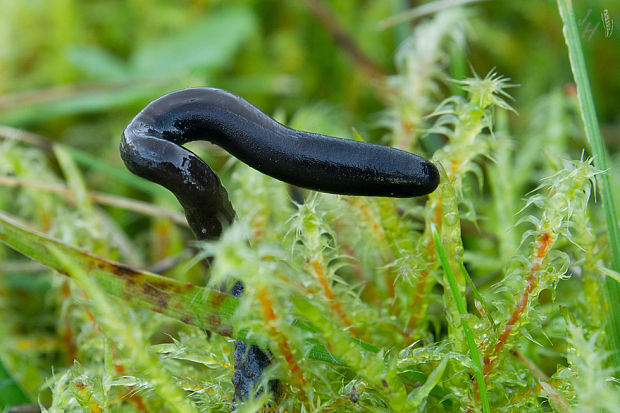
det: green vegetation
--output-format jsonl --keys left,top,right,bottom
{"left": 1, "top": 1, "right": 619, "bottom": 411}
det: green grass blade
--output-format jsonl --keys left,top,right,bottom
{"left": 0, "top": 212, "right": 357, "bottom": 367}
{"left": 432, "top": 224, "right": 490, "bottom": 413}
{"left": 409, "top": 357, "right": 449, "bottom": 408}
{"left": 0, "top": 211, "right": 237, "bottom": 337}
{"left": 459, "top": 260, "right": 495, "bottom": 330}
{"left": 556, "top": 0, "right": 620, "bottom": 373}
{"left": 0, "top": 357, "right": 30, "bottom": 408}
{"left": 52, "top": 247, "right": 199, "bottom": 413}
{"left": 0, "top": 83, "right": 165, "bottom": 126}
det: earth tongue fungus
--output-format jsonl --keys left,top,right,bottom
{"left": 120, "top": 87, "right": 439, "bottom": 402}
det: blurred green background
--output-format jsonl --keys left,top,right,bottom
{"left": 1, "top": 0, "right": 618, "bottom": 143}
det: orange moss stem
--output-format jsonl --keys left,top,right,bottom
{"left": 483, "top": 231, "right": 555, "bottom": 378}
{"left": 348, "top": 198, "right": 395, "bottom": 299}
{"left": 407, "top": 195, "right": 442, "bottom": 332}
{"left": 256, "top": 288, "right": 306, "bottom": 387}
{"left": 310, "top": 259, "right": 360, "bottom": 338}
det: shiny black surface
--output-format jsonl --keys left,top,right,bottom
{"left": 121, "top": 88, "right": 439, "bottom": 210}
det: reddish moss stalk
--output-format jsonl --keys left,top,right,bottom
{"left": 406, "top": 267, "right": 431, "bottom": 332}
{"left": 256, "top": 288, "right": 306, "bottom": 387}
{"left": 348, "top": 198, "right": 395, "bottom": 299}
{"left": 483, "top": 231, "right": 555, "bottom": 378}
{"left": 407, "top": 195, "right": 443, "bottom": 332}
{"left": 309, "top": 259, "right": 361, "bottom": 339}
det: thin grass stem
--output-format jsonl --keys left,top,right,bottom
{"left": 432, "top": 224, "right": 490, "bottom": 413}
{"left": 556, "top": 0, "right": 620, "bottom": 373}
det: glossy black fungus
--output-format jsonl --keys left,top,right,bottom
{"left": 120, "top": 87, "right": 439, "bottom": 404}
{"left": 121, "top": 88, "right": 439, "bottom": 210}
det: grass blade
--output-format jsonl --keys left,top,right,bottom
{"left": 0, "top": 212, "right": 360, "bottom": 367}
{"left": 0, "top": 175, "right": 186, "bottom": 225}
{"left": 52, "top": 247, "right": 199, "bottom": 413}
{"left": 556, "top": 0, "right": 620, "bottom": 373}
{"left": 0, "top": 211, "right": 237, "bottom": 337}
{"left": 459, "top": 260, "right": 495, "bottom": 330}
{"left": 432, "top": 224, "right": 490, "bottom": 413}
{"left": 0, "top": 357, "right": 30, "bottom": 408}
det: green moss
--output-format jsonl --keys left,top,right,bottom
{"left": 0, "top": 3, "right": 618, "bottom": 412}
